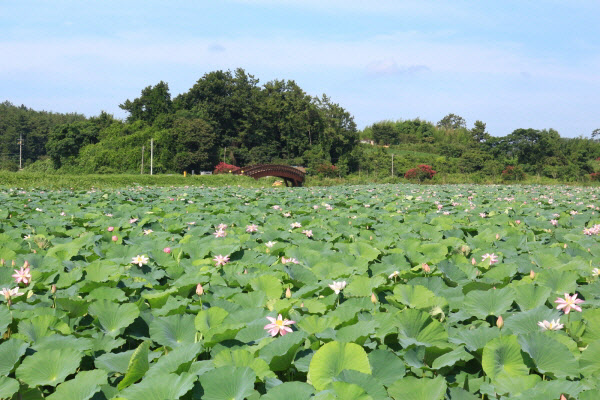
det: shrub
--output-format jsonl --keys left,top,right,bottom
{"left": 404, "top": 164, "right": 437, "bottom": 181}
{"left": 213, "top": 162, "right": 240, "bottom": 174}
{"left": 590, "top": 172, "right": 600, "bottom": 181}
{"left": 315, "top": 163, "right": 338, "bottom": 178}
{"left": 501, "top": 165, "right": 526, "bottom": 181}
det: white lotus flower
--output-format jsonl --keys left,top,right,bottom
{"left": 329, "top": 281, "right": 347, "bottom": 294}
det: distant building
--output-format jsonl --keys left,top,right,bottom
{"left": 360, "top": 140, "right": 375, "bottom": 145}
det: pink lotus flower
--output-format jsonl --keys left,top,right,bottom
{"left": 163, "top": 247, "right": 171, "bottom": 254}
{"left": 217, "top": 223, "right": 228, "bottom": 230}
{"left": 422, "top": 263, "right": 431, "bottom": 273}
{"left": 12, "top": 266, "right": 32, "bottom": 285}
{"left": 213, "top": 229, "right": 226, "bottom": 238}
{"left": 290, "top": 222, "right": 302, "bottom": 229}
{"left": 550, "top": 219, "right": 558, "bottom": 226}
{"left": 129, "top": 218, "right": 138, "bottom": 224}
{"left": 2, "top": 287, "right": 23, "bottom": 300}
{"left": 264, "top": 314, "right": 295, "bottom": 337}
{"left": 281, "top": 257, "right": 299, "bottom": 264}
{"left": 302, "top": 229, "right": 313, "bottom": 238}
{"left": 555, "top": 293, "right": 584, "bottom": 314}
{"left": 479, "top": 213, "right": 486, "bottom": 218}
{"left": 246, "top": 224, "right": 258, "bottom": 233}
{"left": 112, "top": 235, "right": 118, "bottom": 242}
{"left": 107, "top": 226, "right": 114, "bottom": 232}
{"left": 481, "top": 253, "right": 499, "bottom": 264}
{"left": 213, "top": 254, "right": 230, "bottom": 266}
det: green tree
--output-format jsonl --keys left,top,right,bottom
{"left": 120, "top": 81, "right": 173, "bottom": 124}
{"left": 371, "top": 122, "right": 396, "bottom": 145}
{"left": 471, "top": 120, "right": 490, "bottom": 143}
{"left": 46, "top": 121, "right": 101, "bottom": 168}
{"left": 437, "top": 113, "right": 466, "bottom": 130}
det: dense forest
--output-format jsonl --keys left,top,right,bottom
{"left": 1, "top": 68, "right": 599, "bottom": 181}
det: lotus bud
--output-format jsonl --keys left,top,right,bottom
{"left": 529, "top": 270, "right": 535, "bottom": 279}
{"left": 371, "top": 292, "right": 378, "bottom": 304}
{"left": 12, "top": 260, "right": 16, "bottom": 266}
{"left": 496, "top": 316, "right": 504, "bottom": 329}
{"left": 422, "top": 263, "right": 431, "bottom": 273}
{"left": 471, "top": 257, "right": 476, "bottom": 265}
{"left": 0, "top": 258, "right": 4, "bottom": 266}
{"left": 244, "top": 269, "right": 248, "bottom": 274}
{"left": 495, "top": 234, "right": 500, "bottom": 240}
{"left": 23, "top": 260, "right": 29, "bottom": 268}
{"left": 560, "top": 395, "right": 567, "bottom": 400}
{"left": 564, "top": 244, "right": 567, "bottom": 249}
{"left": 196, "top": 283, "right": 204, "bottom": 296}
{"left": 112, "top": 235, "right": 118, "bottom": 242}
{"left": 107, "top": 226, "right": 114, "bottom": 232}
{"left": 285, "top": 287, "right": 292, "bottom": 299}
{"left": 51, "top": 284, "right": 57, "bottom": 294}
{"left": 300, "top": 302, "right": 304, "bottom": 308}
{"left": 163, "top": 247, "right": 171, "bottom": 254}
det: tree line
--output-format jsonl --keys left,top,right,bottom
{"left": 0, "top": 69, "right": 599, "bottom": 181}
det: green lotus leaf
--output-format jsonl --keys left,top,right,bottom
{"left": 0, "top": 306, "right": 11, "bottom": 336}
{"left": 258, "top": 331, "right": 306, "bottom": 371}
{"left": 250, "top": 275, "right": 283, "bottom": 300}
{"left": 481, "top": 335, "right": 529, "bottom": 382}
{"left": 213, "top": 348, "right": 275, "bottom": 380}
{"left": 147, "top": 342, "right": 203, "bottom": 377}
{"left": 15, "top": 348, "right": 83, "bottom": 387}
{"left": 199, "top": 366, "right": 256, "bottom": 400}
{"left": 367, "top": 349, "right": 406, "bottom": 386}
{"left": 261, "top": 382, "right": 315, "bottom": 400}
{"left": 512, "top": 284, "right": 552, "bottom": 311}
{"left": 195, "top": 306, "right": 229, "bottom": 334}
{"left": 396, "top": 309, "right": 449, "bottom": 348}
{"left": 47, "top": 370, "right": 108, "bottom": 400}
{"left": 517, "top": 331, "right": 579, "bottom": 378}
{"left": 535, "top": 270, "right": 578, "bottom": 295}
{"left": 0, "top": 376, "right": 20, "bottom": 399}
{"left": 503, "top": 306, "right": 562, "bottom": 335}
{"left": 119, "top": 372, "right": 196, "bottom": 400}
{"left": 31, "top": 334, "right": 92, "bottom": 353}
{"left": 149, "top": 314, "right": 196, "bottom": 348}
{"left": 117, "top": 341, "right": 150, "bottom": 390}
{"left": 387, "top": 375, "right": 447, "bottom": 400}
{"left": 582, "top": 308, "right": 600, "bottom": 344}
{"left": 308, "top": 341, "right": 371, "bottom": 391}
{"left": 0, "top": 338, "right": 29, "bottom": 375}
{"left": 392, "top": 284, "right": 447, "bottom": 310}
{"left": 330, "top": 381, "right": 372, "bottom": 400}
{"left": 335, "top": 370, "right": 388, "bottom": 400}
{"left": 345, "top": 276, "right": 386, "bottom": 297}
{"left": 462, "top": 287, "right": 515, "bottom": 319}
{"left": 431, "top": 346, "right": 473, "bottom": 370}
{"left": 449, "top": 325, "right": 500, "bottom": 352}
{"left": 580, "top": 339, "right": 600, "bottom": 377}
{"left": 88, "top": 299, "right": 140, "bottom": 336}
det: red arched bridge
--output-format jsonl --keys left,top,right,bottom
{"left": 236, "top": 164, "right": 306, "bottom": 187}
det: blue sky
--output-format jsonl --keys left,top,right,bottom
{"left": 1, "top": 1, "right": 599, "bottom": 137}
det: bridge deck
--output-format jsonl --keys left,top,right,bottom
{"left": 236, "top": 164, "right": 305, "bottom": 187}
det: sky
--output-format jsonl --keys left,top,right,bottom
{"left": 1, "top": 0, "right": 599, "bottom": 137}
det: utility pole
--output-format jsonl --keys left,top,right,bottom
{"left": 150, "top": 139, "right": 153, "bottom": 175}
{"left": 141, "top": 146, "right": 144, "bottom": 174}
{"left": 391, "top": 154, "right": 394, "bottom": 177}
{"left": 224, "top": 147, "right": 227, "bottom": 163}
{"left": 18, "top": 134, "right": 23, "bottom": 169}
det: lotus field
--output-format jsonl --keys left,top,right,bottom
{"left": 2, "top": 184, "right": 600, "bottom": 400}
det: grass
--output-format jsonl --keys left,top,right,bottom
{"left": 1, "top": 170, "right": 597, "bottom": 189}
